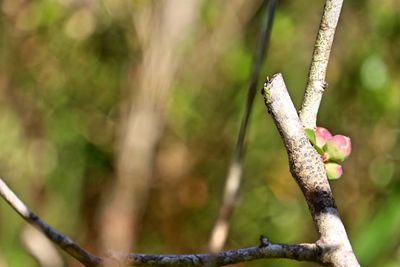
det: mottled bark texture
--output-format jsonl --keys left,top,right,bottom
{"left": 262, "top": 74, "right": 360, "bottom": 267}
{"left": 299, "top": 0, "right": 344, "bottom": 129}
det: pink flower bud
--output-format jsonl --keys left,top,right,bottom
{"left": 315, "top": 127, "right": 333, "bottom": 148}
{"left": 325, "top": 162, "right": 343, "bottom": 180}
{"left": 324, "top": 135, "right": 352, "bottom": 163}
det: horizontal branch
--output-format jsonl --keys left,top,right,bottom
{"left": 0, "top": 177, "right": 320, "bottom": 266}
{"left": 113, "top": 242, "right": 319, "bottom": 266}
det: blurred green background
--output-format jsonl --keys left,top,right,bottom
{"left": 0, "top": 0, "right": 399, "bottom": 266}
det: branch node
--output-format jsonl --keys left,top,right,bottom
{"left": 259, "top": 235, "right": 270, "bottom": 248}
{"left": 311, "top": 80, "right": 327, "bottom": 93}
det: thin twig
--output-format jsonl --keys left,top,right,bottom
{"left": 121, "top": 243, "right": 319, "bottom": 266}
{"left": 0, "top": 177, "right": 321, "bottom": 266}
{"left": 209, "top": 0, "right": 277, "bottom": 252}
{"left": 0, "top": 178, "right": 102, "bottom": 267}
{"left": 299, "top": 0, "right": 344, "bottom": 129}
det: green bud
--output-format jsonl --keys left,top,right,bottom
{"left": 325, "top": 162, "right": 343, "bottom": 180}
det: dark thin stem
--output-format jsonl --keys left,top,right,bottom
{"left": 237, "top": 0, "right": 277, "bottom": 159}
{"left": 0, "top": 178, "right": 102, "bottom": 267}
{"left": 105, "top": 242, "right": 319, "bottom": 266}
{"left": 209, "top": 0, "right": 277, "bottom": 252}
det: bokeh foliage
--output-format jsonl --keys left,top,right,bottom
{"left": 0, "top": 0, "right": 399, "bottom": 266}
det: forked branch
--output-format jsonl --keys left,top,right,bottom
{"left": 0, "top": 1, "right": 360, "bottom": 266}
{"left": 262, "top": 74, "right": 360, "bottom": 267}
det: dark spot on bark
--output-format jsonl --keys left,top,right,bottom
{"left": 308, "top": 188, "right": 337, "bottom": 214}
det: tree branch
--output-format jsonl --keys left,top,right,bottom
{"left": 119, "top": 243, "right": 319, "bottom": 266}
{"left": 262, "top": 74, "right": 360, "bottom": 267}
{"left": 299, "top": 0, "right": 344, "bottom": 129}
{"left": 0, "top": 178, "right": 102, "bottom": 267}
{"left": 209, "top": 0, "right": 277, "bottom": 252}
{"left": 0, "top": 177, "right": 322, "bottom": 266}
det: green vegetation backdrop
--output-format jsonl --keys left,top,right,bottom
{"left": 0, "top": 0, "right": 399, "bottom": 266}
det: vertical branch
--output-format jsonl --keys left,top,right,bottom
{"left": 209, "top": 0, "right": 277, "bottom": 252}
{"left": 262, "top": 74, "right": 360, "bottom": 267}
{"left": 299, "top": 0, "right": 344, "bottom": 129}
{"left": 274, "top": 0, "right": 358, "bottom": 266}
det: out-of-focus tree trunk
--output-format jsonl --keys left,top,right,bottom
{"left": 99, "top": 0, "right": 202, "bottom": 253}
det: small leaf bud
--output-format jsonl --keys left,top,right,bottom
{"left": 325, "top": 162, "right": 343, "bottom": 180}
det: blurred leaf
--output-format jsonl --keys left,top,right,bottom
{"left": 360, "top": 54, "right": 388, "bottom": 91}
{"left": 305, "top": 128, "right": 316, "bottom": 144}
{"left": 353, "top": 187, "right": 400, "bottom": 266}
